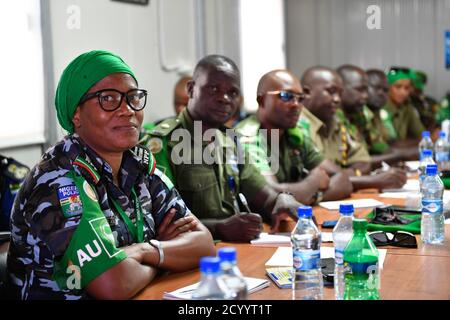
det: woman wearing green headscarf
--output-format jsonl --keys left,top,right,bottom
{"left": 380, "top": 67, "right": 425, "bottom": 143}
{"left": 5, "top": 50, "right": 214, "bottom": 300}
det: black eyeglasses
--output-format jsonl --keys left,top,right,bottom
{"left": 369, "top": 231, "right": 418, "bottom": 248}
{"left": 266, "top": 90, "right": 306, "bottom": 104}
{"left": 79, "top": 88, "right": 148, "bottom": 112}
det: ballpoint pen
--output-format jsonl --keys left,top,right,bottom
{"left": 238, "top": 193, "right": 252, "bottom": 214}
{"left": 227, "top": 176, "right": 241, "bottom": 214}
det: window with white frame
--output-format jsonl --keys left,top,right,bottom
{"left": 239, "top": 0, "right": 286, "bottom": 113}
{"left": 0, "top": 0, "right": 45, "bottom": 148}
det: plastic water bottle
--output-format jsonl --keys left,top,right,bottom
{"left": 421, "top": 164, "right": 445, "bottom": 245}
{"left": 343, "top": 219, "right": 380, "bottom": 300}
{"left": 419, "top": 131, "right": 434, "bottom": 160}
{"left": 192, "top": 257, "right": 233, "bottom": 300}
{"left": 435, "top": 131, "right": 450, "bottom": 172}
{"left": 419, "top": 149, "right": 435, "bottom": 186}
{"left": 291, "top": 206, "right": 323, "bottom": 300}
{"left": 217, "top": 247, "right": 248, "bottom": 300}
{"left": 332, "top": 204, "right": 354, "bottom": 300}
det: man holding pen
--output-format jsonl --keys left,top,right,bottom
{"left": 141, "top": 55, "right": 302, "bottom": 242}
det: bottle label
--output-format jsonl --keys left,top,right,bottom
{"left": 293, "top": 249, "right": 320, "bottom": 271}
{"left": 344, "top": 261, "right": 380, "bottom": 290}
{"left": 436, "top": 152, "right": 450, "bottom": 162}
{"left": 335, "top": 249, "right": 344, "bottom": 265}
{"left": 422, "top": 199, "right": 443, "bottom": 216}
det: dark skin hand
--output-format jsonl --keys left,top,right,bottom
{"left": 348, "top": 167, "right": 407, "bottom": 191}
{"left": 202, "top": 186, "right": 301, "bottom": 241}
{"left": 86, "top": 208, "right": 211, "bottom": 299}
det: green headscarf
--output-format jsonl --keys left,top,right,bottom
{"left": 55, "top": 50, "right": 137, "bottom": 133}
{"left": 386, "top": 67, "right": 411, "bottom": 85}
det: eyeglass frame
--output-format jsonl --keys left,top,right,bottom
{"left": 79, "top": 88, "right": 148, "bottom": 112}
{"left": 369, "top": 230, "right": 418, "bottom": 248}
{"left": 265, "top": 90, "right": 306, "bottom": 104}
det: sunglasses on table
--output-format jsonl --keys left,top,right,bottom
{"left": 79, "top": 88, "right": 148, "bottom": 112}
{"left": 265, "top": 90, "right": 306, "bottom": 103}
{"left": 369, "top": 230, "right": 418, "bottom": 248}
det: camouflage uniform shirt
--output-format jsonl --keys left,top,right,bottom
{"left": 6, "top": 134, "right": 189, "bottom": 300}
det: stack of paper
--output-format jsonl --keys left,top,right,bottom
{"left": 251, "top": 232, "right": 333, "bottom": 245}
{"left": 265, "top": 247, "right": 387, "bottom": 269}
{"left": 163, "top": 277, "right": 269, "bottom": 300}
{"left": 318, "top": 199, "right": 384, "bottom": 210}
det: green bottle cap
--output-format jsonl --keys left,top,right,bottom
{"left": 353, "top": 218, "right": 368, "bottom": 230}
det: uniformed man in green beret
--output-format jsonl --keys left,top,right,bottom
{"left": 382, "top": 67, "right": 426, "bottom": 147}
{"left": 299, "top": 66, "right": 407, "bottom": 190}
{"left": 235, "top": 69, "right": 353, "bottom": 205}
{"left": 140, "top": 55, "right": 301, "bottom": 242}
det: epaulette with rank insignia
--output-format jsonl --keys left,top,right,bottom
{"left": 148, "top": 117, "right": 181, "bottom": 137}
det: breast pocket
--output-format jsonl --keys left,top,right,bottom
{"left": 176, "top": 165, "right": 222, "bottom": 219}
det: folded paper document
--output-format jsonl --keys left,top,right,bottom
{"left": 251, "top": 232, "right": 333, "bottom": 245}
{"left": 319, "top": 199, "right": 384, "bottom": 210}
{"left": 265, "top": 246, "right": 386, "bottom": 269}
{"left": 163, "top": 277, "right": 269, "bottom": 300}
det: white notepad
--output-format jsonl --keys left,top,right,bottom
{"left": 318, "top": 198, "right": 384, "bottom": 210}
{"left": 163, "top": 277, "right": 269, "bottom": 300}
{"left": 265, "top": 246, "right": 387, "bottom": 269}
{"left": 251, "top": 232, "right": 333, "bottom": 245}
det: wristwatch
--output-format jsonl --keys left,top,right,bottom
{"left": 149, "top": 239, "right": 164, "bottom": 266}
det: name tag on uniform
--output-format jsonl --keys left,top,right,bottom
{"left": 58, "top": 185, "right": 83, "bottom": 218}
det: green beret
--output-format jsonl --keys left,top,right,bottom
{"left": 55, "top": 50, "right": 137, "bottom": 134}
{"left": 386, "top": 67, "right": 411, "bottom": 86}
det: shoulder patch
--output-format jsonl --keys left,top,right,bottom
{"left": 58, "top": 184, "right": 83, "bottom": 218}
{"left": 149, "top": 118, "right": 181, "bottom": 137}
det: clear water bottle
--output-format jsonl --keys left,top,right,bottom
{"left": 332, "top": 204, "right": 354, "bottom": 300}
{"left": 191, "top": 257, "right": 233, "bottom": 300}
{"left": 419, "top": 131, "right": 434, "bottom": 160}
{"left": 421, "top": 164, "right": 445, "bottom": 245}
{"left": 217, "top": 247, "right": 248, "bottom": 300}
{"left": 343, "top": 219, "right": 380, "bottom": 300}
{"left": 419, "top": 149, "right": 435, "bottom": 186}
{"left": 435, "top": 131, "right": 450, "bottom": 172}
{"left": 291, "top": 206, "right": 323, "bottom": 300}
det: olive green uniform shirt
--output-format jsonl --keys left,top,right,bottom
{"left": 381, "top": 99, "right": 425, "bottom": 140}
{"left": 350, "top": 105, "right": 390, "bottom": 155}
{"left": 298, "top": 108, "right": 371, "bottom": 168}
{"left": 140, "top": 109, "right": 267, "bottom": 220}
{"left": 235, "top": 115, "right": 324, "bottom": 183}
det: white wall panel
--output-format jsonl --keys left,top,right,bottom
{"left": 286, "top": 0, "right": 450, "bottom": 99}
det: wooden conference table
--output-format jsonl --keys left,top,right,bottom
{"left": 135, "top": 191, "right": 450, "bottom": 300}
